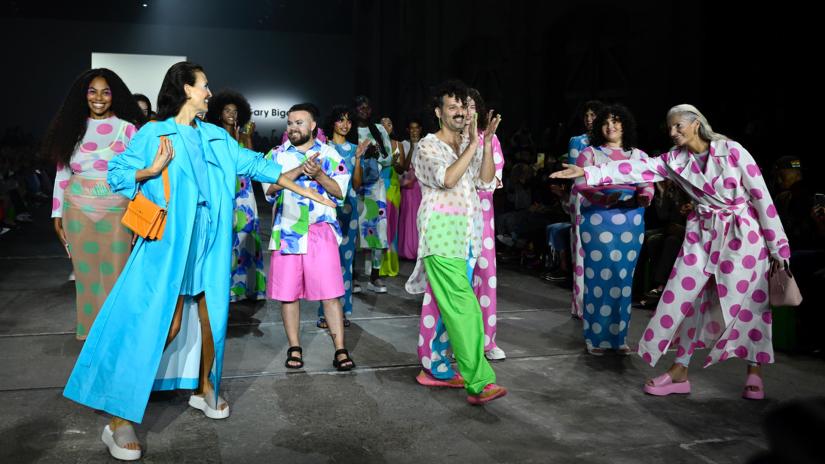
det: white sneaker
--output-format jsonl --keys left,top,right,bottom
{"left": 485, "top": 346, "right": 506, "bottom": 360}
{"left": 352, "top": 283, "right": 362, "bottom": 294}
{"left": 367, "top": 279, "right": 387, "bottom": 293}
{"left": 68, "top": 271, "right": 75, "bottom": 281}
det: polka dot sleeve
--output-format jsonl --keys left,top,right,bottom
{"left": 734, "top": 142, "right": 791, "bottom": 260}
{"left": 50, "top": 162, "right": 72, "bottom": 218}
{"left": 632, "top": 149, "right": 655, "bottom": 202}
{"left": 583, "top": 154, "right": 668, "bottom": 187}
{"left": 413, "top": 137, "right": 449, "bottom": 190}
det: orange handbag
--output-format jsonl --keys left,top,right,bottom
{"left": 121, "top": 165, "right": 171, "bottom": 240}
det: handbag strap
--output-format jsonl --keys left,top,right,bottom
{"left": 161, "top": 166, "right": 170, "bottom": 207}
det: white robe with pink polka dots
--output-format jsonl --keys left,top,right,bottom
{"left": 583, "top": 139, "right": 790, "bottom": 367}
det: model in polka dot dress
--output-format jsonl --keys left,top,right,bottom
{"left": 46, "top": 70, "right": 141, "bottom": 340}
{"left": 316, "top": 107, "right": 369, "bottom": 326}
{"left": 571, "top": 105, "right": 653, "bottom": 355}
{"left": 568, "top": 100, "right": 604, "bottom": 319}
{"left": 553, "top": 104, "right": 790, "bottom": 399}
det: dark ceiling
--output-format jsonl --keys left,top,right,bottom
{"left": 0, "top": 0, "right": 353, "bottom": 34}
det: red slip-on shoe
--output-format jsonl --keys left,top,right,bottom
{"left": 416, "top": 370, "right": 465, "bottom": 388}
{"left": 467, "top": 383, "right": 508, "bottom": 405}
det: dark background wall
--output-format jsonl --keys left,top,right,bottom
{"left": 0, "top": 4, "right": 354, "bottom": 143}
{"left": 0, "top": 0, "right": 814, "bottom": 168}
{"left": 352, "top": 0, "right": 809, "bottom": 166}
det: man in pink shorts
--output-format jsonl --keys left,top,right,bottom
{"left": 263, "top": 103, "right": 355, "bottom": 371}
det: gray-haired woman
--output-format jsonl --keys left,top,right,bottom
{"left": 552, "top": 104, "right": 790, "bottom": 400}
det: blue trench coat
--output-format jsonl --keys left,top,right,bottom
{"left": 63, "top": 118, "right": 282, "bottom": 423}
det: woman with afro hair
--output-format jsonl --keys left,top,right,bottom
{"left": 207, "top": 89, "right": 267, "bottom": 301}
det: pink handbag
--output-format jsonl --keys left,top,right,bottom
{"left": 769, "top": 267, "right": 803, "bottom": 307}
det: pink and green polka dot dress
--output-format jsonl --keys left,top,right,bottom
{"left": 51, "top": 116, "right": 136, "bottom": 339}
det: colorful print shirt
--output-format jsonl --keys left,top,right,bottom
{"left": 405, "top": 133, "right": 496, "bottom": 293}
{"left": 263, "top": 139, "right": 351, "bottom": 254}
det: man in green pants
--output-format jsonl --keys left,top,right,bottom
{"left": 404, "top": 79, "right": 507, "bottom": 405}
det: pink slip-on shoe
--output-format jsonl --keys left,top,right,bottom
{"left": 416, "top": 370, "right": 465, "bottom": 388}
{"left": 467, "top": 383, "right": 508, "bottom": 405}
{"left": 643, "top": 372, "right": 691, "bottom": 396}
{"left": 742, "top": 373, "right": 765, "bottom": 400}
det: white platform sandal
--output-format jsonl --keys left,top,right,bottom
{"left": 188, "top": 393, "right": 230, "bottom": 419}
{"left": 101, "top": 424, "right": 142, "bottom": 461}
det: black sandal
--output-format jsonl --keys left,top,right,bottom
{"left": 319, "top": 317, "right": 350, "bottom": 329}
{"left": 332, "top": 348, "right": 355, "bottom": 371}
{"left": 285, "top": 346, "right": 304, "bottom": 369}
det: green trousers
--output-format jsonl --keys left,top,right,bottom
{"left": 423, "top": 255, "right": 496, "bottom": 394}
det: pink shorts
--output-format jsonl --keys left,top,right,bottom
{"left": 267, "top": 222, "right": 345, "bottom": 302}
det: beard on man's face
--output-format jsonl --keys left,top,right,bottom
{"left": 288, "top": 129, "right": 312, "bottom": 146}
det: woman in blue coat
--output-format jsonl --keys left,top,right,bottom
{"left": 63, "top": 62, "right": 335, "bottom": 461}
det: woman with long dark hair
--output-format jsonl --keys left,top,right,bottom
{"left": 207, "top": 90, "right": 266, "bottom": 302}
{"left": 132, "top": 93, "right": 155, "bottom": 122}
{"left": 315, "top": 105, "right": 369, "bottom": 328}
{"left": 63, "top": 62, "right": 334, "bottom": 461}
{"left": 398, "top": 118, "right": 423, "bottom": 259}
{"left": 43, "top": 68, "right": 145, "bottom": 339}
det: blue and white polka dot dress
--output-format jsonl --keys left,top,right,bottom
{"left": 580, "top": 190, "right": 644, "bottom": 350}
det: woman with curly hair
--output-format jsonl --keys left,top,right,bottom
{"left": 569, "top": 104, "right": 653, "bottom": 355}
{"left": 43, "top": 68, "right": 145, "bottom": 339}
{"left": 207, "top": 90, "right": 266, "bottom": 301}
{"left": 316, "top": 105, "right": 369, "bottom": 328}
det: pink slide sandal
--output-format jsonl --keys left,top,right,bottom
{"left": 643, "top": 372, "right": 691, "bottom": 396}
{"left": 742, "top": 373, "right": 765, "bottom": 400}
